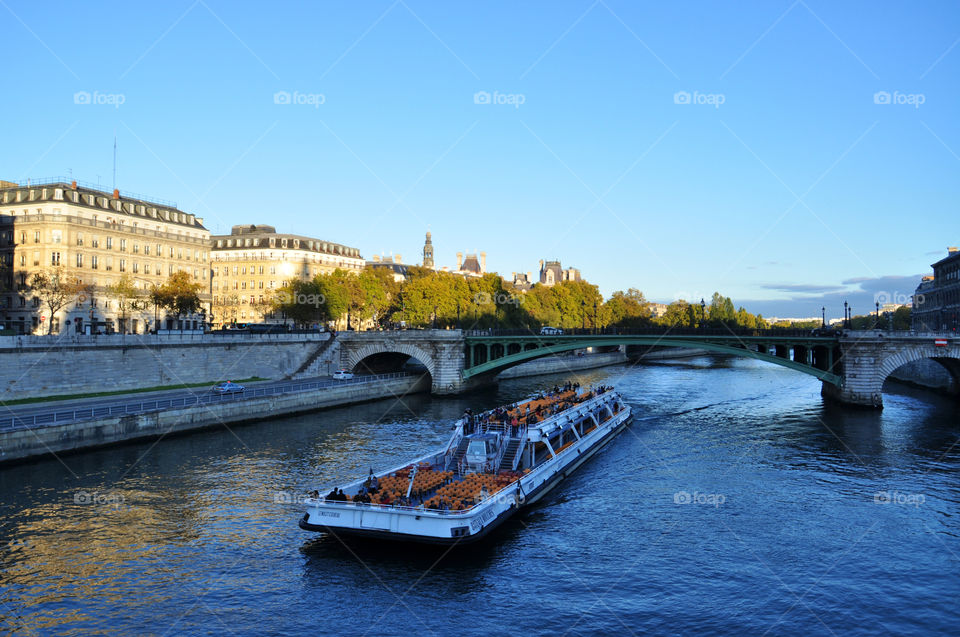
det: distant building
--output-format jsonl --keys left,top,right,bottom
{"left": 649, "top": 303, "right": 668, "bottom": 319}
{"left": 422, "top": 231, "right": 434, "bottom": 269}
{"left": 538, "top": 259, "right": 580, "bottom": 286}
{"left": 506, "top": 271, "right": 534, "bottom": 292}
{"left": 368, "top": 254, "right": 409, "bottom": 282}
{"left": 912, "top": 247, "right": 960, "bottom": 331}
{"left": 454, "top": 251, "right": 486, "bottom": 278}
{"left": 210, "top": 224, "right": 363, "bottom": 327}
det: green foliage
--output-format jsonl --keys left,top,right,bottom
{"left": 154, "top": 271, "right": 203, "bottom": 321}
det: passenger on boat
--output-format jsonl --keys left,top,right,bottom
{"left": 325, "top": 488, "right": 339, "bottom": 501}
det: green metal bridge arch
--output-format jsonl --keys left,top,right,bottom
{"left": 462, "top": 334, "right": 843, "bottom": 385}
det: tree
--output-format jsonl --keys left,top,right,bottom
{"left": 29, "top": 266, "right": 89, "bottom": 334}
{"left": 658, "top": 300, "right": 693, "bottom": 327}
{"left": 155, "top": 271, "right": 203, "bottom": 330}
{"left": 105, "top": 274, "right": 146, "bottom": 333}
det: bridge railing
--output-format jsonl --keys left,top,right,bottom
{"left": 0, "top": 371, "right": 416, "bottom": 433}
{"left": 463, "top": 327, "right": 835, "bottom": 338}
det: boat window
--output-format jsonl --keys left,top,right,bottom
{"left": 467, "top": 441, "right": 487, "bottom": 455}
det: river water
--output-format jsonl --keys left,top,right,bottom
{"left": 2, "top": 357, "right": 958, "bottom": 636}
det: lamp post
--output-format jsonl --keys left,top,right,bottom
{"left": 821, "top": 306, "right": 826, "bottom": 328}
{"left": 700, "top": 298, "right": 706, "bottom": 329}
{"left": 843, "top": 300, "right": 848, "bottom": 329}
{"left": 456, "top": 302, "right": 461, "bottom": 330}
{"left": 875, "top": 301, "right": 880, "bottom": 329}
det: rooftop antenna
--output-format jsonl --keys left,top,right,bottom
{"left": 112, "top": 133, "right": 117, "bottom": 191}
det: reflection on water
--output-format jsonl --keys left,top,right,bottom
{"left": 2, "top": 356, "right": 959, "bottom": 636}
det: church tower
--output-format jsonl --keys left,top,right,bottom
{"left": 422, "top": 231, "right": 434, "bottom": 269}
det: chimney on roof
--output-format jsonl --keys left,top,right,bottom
{"left": 71, "top": 180, "right": 77, "bottom": 189}
{"left": 395, "top": 254, "right": 402, "bottom": 264}
{"left": 372, "top": 255, "right": 380, "bottom": 262}
{"left": 456, "top": 252, "right": 463, "bottom": 270}
{"left": 480, "top": 252, "right": 486, "bottom": 273}
{"left": 112, "top": 189, "right": 120, "bottom": 199}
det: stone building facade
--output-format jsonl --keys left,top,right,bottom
{"left": 210, "top": 224, "right": 364, "bottom": 327}
{"left": 913, "top": 247, "right": 960, "bottom": 332}
{"left": 538, "top": 259, "right": 580, "bottom": 286}
{"left": 0, "top": 180, "right": 210, "bottom": 334}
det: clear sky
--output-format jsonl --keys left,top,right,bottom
{"left": 3, "top": 0, "right": 958, "bottom": 319}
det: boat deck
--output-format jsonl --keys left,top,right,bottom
{"left": 318, "top": 386, "right": 614, "bottom": 513}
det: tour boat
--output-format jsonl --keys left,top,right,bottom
{"left": 299, "top": 385, "right": 631, "bottom": 544}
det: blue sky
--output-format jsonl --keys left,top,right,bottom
{"left": 3, "top": 0, "right": 958, "bottom": 319}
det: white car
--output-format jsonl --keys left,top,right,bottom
{"left": 332, "top": 369, "right": 354, "bottom": 380}
{"left": 539, "top": 326, "right": 563, "bottom": 335}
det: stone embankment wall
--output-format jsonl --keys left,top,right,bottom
{"left": 0, "top": 333, "right": 329, "bottom": 400}
{"left": 0, "top": 374, "right": 430, "bottom": 464}
{"left": 497, "top": 351, "right": 628, "bottom": 379}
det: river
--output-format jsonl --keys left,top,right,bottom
{"left": 2, "top": 356, "right": 958, "bottom": 636}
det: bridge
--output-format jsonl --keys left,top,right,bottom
{"left": 336, "top": 329, "right": 960, "bottom": 408}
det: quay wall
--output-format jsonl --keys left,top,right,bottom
{"left": 627, "top": 346, "right": 711, "bottom": 360}
{"left": 0, "top": 334, "right": 329, "bottom": 401}
{"left": 497, "top": 351, "right": 628, "bottom": 379}
{"left": 0, "top": 374, "right": 430, "bottom": 464}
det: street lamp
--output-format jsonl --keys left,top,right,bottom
{"left": 821, "top": 306, "right": 826, "bottom": 328}
{"left": 700, "top": 298, "right": 706, "bottom": 329}
{"left": 843, "top": 300, "right": 848, "bottom": 329}
{"left": 875, "top": 301, "right": 880, "bottom": 329}
{"left": 456, "top": 302, "right": 461, "bottom": 330}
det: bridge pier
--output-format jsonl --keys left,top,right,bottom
{"left": 821, "top": 381, "right": 883, "bottom": 409}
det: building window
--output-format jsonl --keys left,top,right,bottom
{"left": 120, "top": 239, "right": 127, "bottom": 252}
{"left": 77, "top": 232, "right": 83, "bottom": 246}
{"left": 76, "top": 253, "right": 83, "bottom": 267}
{"left": 133, "top": 262, "right": 139, "bottom": 273}
{"left": 18, "top": 254, "right": 25, "bottom": 267}
{"left": 52, "top": 230, "right": 62, "bottom": 244}
{"left": 33, "top": 231, "right": 40, "bottom": 243}
{"left": 106, "top": 237, "right": 113, "bottom": 249}
{"left": 144, "top": 244, "right": 150, "bottom": 256}
{"left": 51, "top": 252, "right": 60, "bottom": 266}
{"left": 133, "top": 243, "right": 140, "bottom": 254}
{"left": 92, "top": 236, "right": 100, "bottom": 248}
{"left": 156, "top": 244, "right": 162, "bottom": 255}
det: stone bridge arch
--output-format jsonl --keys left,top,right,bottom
{"left": 878, "top": 345, "right": 960, "bottom": 393}
{"left": 344, "top": 342, "right": 438, "bottom": 380}
{"left": 827, "top": 336, "right": 960, "bottom": 408}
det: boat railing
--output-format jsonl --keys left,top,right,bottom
{"left": 442, "top": 419, "right": 465, "bottom": 469}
